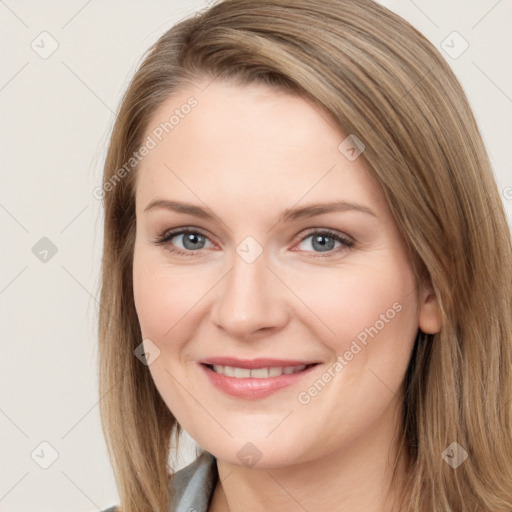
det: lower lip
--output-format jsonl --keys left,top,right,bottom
{"left": 199, "top": 363, "right": 319, "bottom": 400}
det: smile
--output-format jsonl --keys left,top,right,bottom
{"left": 199, "top": 362, "right": 320, "bottom": 399}
{"left": 209, "top": 364, "right": 310, "bottom": 378}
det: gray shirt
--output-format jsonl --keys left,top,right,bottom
{"left": 101, "top": 449, "right": 218, "bottom": 512}
{"left": 171, "top": 450, "right": 218, "bottom": 511}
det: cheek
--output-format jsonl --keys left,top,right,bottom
{"left": 133, "top": 258, "right": 168, "bottom": 340}
{"left": 132, "top": 253, "right": 203, "bottom": 408}
{"left": 295, "top": 261, "right": 416, "bottom": 332}
{"left": 132, "top": 250, "right": 210, "bottom": 344}
{"left": 289, "top": 260, "right": 419, "bottom": 382}
{"left": 288, "top": 265, "right": 419, "bottom": 448}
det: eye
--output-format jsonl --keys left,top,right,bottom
{"left": 293, "top": 229, "right": 355, "bottom": 257}
{"left": 153, "top": 228, "right": 214, "bottom": 257}
{"left": 153, "top": 227, "right": 355, "bottom": 258}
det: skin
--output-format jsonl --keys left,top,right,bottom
{"left": 132, "top": 79, "right": 441, "bottom": 512}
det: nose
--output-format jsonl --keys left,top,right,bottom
{"left": 209, "top": 251, "right": 289, "bottom": 340}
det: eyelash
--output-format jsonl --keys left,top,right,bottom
{"left": 152, "top": 227, "right": 355, "bottom": 258}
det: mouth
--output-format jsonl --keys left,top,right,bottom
{"left": 199, "top": 359, "right": 321, "bottom": 399}
{"left": 202, "top": 362, "right": 318, "bottom": 378}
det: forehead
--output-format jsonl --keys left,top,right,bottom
{"left": 144, "top": 79, "right": 342, "bottom": 160}
{"left": 135, "top": 80, "right": 386, "bottom": 217}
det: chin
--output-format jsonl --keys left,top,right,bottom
{"left": 197, "top": 436, "right": 311, "bottom": 470}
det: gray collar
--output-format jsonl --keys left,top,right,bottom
{"left": 171, "top": 450, "right": 218, "bottom": 512}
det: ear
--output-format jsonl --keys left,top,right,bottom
{"left": 418, "top": 279, "right": 442, "bottom": 334}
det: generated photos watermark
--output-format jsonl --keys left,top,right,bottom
{"left": 297, "top": 301, "right": 403, "bottom": 405}
{"left": 93, "top": 96, "right": 198, "bottom": 200}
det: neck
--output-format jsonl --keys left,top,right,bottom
{"left": 209, "top": 401, "right": 410, "bottom": 512}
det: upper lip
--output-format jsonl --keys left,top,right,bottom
{"left": 200, "top": 357, "right": 319, "bottom": 369}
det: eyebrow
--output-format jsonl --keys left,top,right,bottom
{"left": 143, "top": 199, "right": 377, "bottom": 221}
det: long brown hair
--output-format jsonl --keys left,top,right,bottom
{"left": 97, "top": 1, "right": 512, "bottom": 510}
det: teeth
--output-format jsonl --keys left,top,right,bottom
{"left": 269, "top": 367, "right": 283, "bottom": 377}
{"left": 250, "top": 367, "right": 269, "bottom": 378}
{"left": 211, "top": 364, "right": 307, "bottom": 378}
{"left": 224, "top": 365, "right": 235, "bottom": 377}
{"left": 234, "top": 367, "right": 251, "bottom": 378}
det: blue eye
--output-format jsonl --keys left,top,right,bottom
{"left": 155, "top": 229, "right": 213, "bottom": 256}
{"left": 295, "top": 231, "right": 354, "bottom": 255}
{"left": 153, "top": 228, "right": 355, "bottom": 258}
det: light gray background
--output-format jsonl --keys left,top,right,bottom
{"left": 0, "top": 1, "right": 510, "bottom": 510}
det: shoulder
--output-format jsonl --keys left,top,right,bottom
{"left": 99, "top": 450, "right": 217, "bottom": 512}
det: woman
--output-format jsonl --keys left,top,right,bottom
{"left": 97, "top": 0, "right": 512, "bottom": 510}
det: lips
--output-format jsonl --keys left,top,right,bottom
{"left": 199, "top": 357, "right": 321, "bottom": 399}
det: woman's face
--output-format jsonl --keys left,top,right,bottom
{"left": 132, "top": 79, "right": 440, "bottom": 468}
